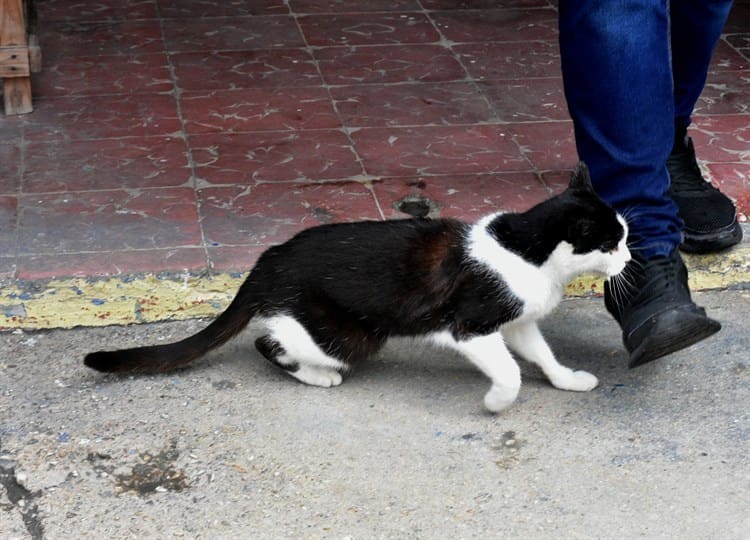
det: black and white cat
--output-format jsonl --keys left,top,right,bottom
{"left": 85, "top": 163, "right": 630, "bottom": 413}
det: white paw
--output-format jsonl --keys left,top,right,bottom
{"left": 550, "top": 369, "right": 599, "bottom": 392}
{"left": 483, "top": 385, "right": 519, "bottom": 413}
{"left": 291, "top": 366, "right": 343, "bottom": 388}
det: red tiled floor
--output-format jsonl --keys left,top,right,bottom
{"left": 297, "top": 13, "right": 440, "bottom": 46}
{"left": 180, "top": 87, "right": 341, "bottom": 134}
{"left": 190, "top": 131, "right": 363, "bottom": 184}
{"left": 373, "top": 172, "right": 554, "bottom": 222}
{"left": 331, "top": 82, "right": 495, "bottom": 127}
{"left": 198, "top": 182, "right": 381, "bottom": 247}
{"left": 40, "top": 20, "right": 165, "bottom": 62}
{"left": 0, "top": 0, "right": 748, "bottom": 285}
{"left": 352, "top": 125, "right": 527, "bottom": 176}
{"left": 32, "top": 54, "right": 173, "bottom": 97}
{"left": 170, "top": 49, "right": 322, "bottom": 91}
{"left": 23, "top": 137, "right": 191, "bottom": 192}
{"left": 314, "top": 45, "right": 465, "bottom": 85}
{"left": 17, "top": 189, "right": 201, "bottom": 255}
{"left": 24, "top": 94, "right": 181, "bottom": 142}
{"left": 161, "top": 17, "right": 305, "bottom": 52}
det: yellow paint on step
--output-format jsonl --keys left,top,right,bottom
{"left": 2, "top": 245, "right": 748, "bottom": 330}
{"left": 1, "top": 274, "right": 245, "bottom": 329}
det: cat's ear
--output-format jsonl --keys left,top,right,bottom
{"left": 569, "top": 162, "right": 594, "bottom": 192}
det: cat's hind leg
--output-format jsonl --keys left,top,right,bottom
{"left": 257, "top": 315, "right": 346, "bottom": 388}
{"left": 431, "top": 331, "right": 521, "bottom": 413}
{"left": 502, "top": 321, "right": 598, "bottom": 392}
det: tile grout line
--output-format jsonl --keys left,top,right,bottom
{"left": 13, "top": 116, "right": 26, "bottom": 281}
{"left": 288, "top": 4, "right": 386, "bottom": 220}
{"left": 155, "top": 2, "right": 212, "bottom": 274}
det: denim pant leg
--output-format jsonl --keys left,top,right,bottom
{"left": 672, "top": 0, "right": 734, "bottom": 131}
{"left": 559, "top": 0, "right": 680, "bottom": 258}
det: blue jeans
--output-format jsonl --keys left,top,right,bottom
{"left": 559, "top": 0, "right": 734, "bottom": 258}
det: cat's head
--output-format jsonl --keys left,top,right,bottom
{"left": 549, "top": 162, "right": 631, "bottom": 277}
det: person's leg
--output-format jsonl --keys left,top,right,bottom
{"left": 559, "top": 0, "right": 681, "bottom": 259}
{"left": 672, "top": 0, "right": 734, "bottom": 132}
{"left": 668, "top": 0, "right": 741, "bottom": 253}
{"left": 558, "top": 0, "right": 721, "bottom": 367}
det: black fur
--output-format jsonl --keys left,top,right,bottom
{"left": 84, "top": 163, "right": 624, "bottom": 375}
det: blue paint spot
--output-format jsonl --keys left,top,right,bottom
{"left": 18, "top": 293, "right": 32, "bottom": 300}
{"left": 58, "top": 432, "right": 70, "bottom": 443}
{"left": 91, "top": 299, "right": 106, "bottom": 305}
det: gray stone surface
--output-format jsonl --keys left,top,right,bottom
{"left": 1, "top": 290, "right": 748, "bottom": 539}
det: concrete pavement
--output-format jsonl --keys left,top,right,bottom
{"left": 1, "top": 290, "right": 749, "bottom": 539}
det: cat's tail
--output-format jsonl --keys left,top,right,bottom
{"left": 84, "top": 282, "right": 259, "bottom": 374}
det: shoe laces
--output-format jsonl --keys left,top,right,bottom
{"left": 667, "top": 138, "right": 716, "bottom": 195}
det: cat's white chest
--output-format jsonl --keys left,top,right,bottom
{"left": 468, "top": 216, "right": 564, "bottom": 322}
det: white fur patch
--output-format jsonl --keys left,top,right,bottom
{"left": 467, "top": 213, "right": 558, "bottom": 321}
{"left": 258, "top": 314, "right": 346, "bottom": 387}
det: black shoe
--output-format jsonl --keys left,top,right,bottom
{"left": 667, "top": 135, "right": 742, "bottom": 253}
{"left": 604, "top": 249, "right": 721, "bottom": 368}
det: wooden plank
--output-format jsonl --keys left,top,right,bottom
{"left": 0, "top": 46, "right": 30, "bottom": 77}
{"left": 1, "top": 0, "right": 32, "bottom": 115}
{"left": 3, "top": 77, "right": 32, "bottom": 114}
{"left": 0, "top": 0, "right": 28, "bottom": 46}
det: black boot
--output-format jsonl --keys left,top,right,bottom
{"left": 604, "top": 249, "right": 721, "bottom": 368}
{"left": 667, "top": 132, "right": 742, "bottom": 253}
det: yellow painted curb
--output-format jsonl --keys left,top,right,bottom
{"left": 1, "top": 244, "right": 748, "bottom": 330}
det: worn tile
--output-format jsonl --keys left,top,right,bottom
{"left": 431, "top": 9, "right": 558, "bottom": 43}
{"left": 422, "top": 0, "right": 549, "bottom": 8}
{"left": 180, "top": 87, "right": 341, "bottom": 134}
{"left": 695, "top": 70, "right": 750, "bottom": 116}
{"left": 709, "top": 40, "right": 750, "bottom": 71}
{"left": 725, "top": 34, "right": 750, "bottom": 58}
{"left": 373, "top": 172, "right": 549, "bottom": 222}
{"left": 455, "top": 41, "right": 561, "bottom": 80}
{"left": 291, "top": 0, "right": 420, "bottom": 12}
{"left": 690, "top": 115, "right": 750, "bottom": 163}
{"left": 351, "top": 125, "right": 527, "bottom": 177}
{"left": 198, "top": 182, "right": 381, "bottom": 246}
{"left": 18, "top": 248, "right": 208, "bottom": 281}
{"left": 23, "top": 137, "right": 190, "bottom": 193}
{"left": 190, "top": 131, "right": 363, "bottom": 185}
{"left": 24, "top": 94, "right": 181, "bottom": 142}
{"left": 32, "top": 54, "right": 173, "bottom": 97}
{"left": 18, "top": 188, "right": 201, "bottom": 254}
{"left": 157, "top": 0, "right": 289, "bottom": 18}
{"left": 0, "top": 145, "right": 22, "bottom": 194}
{"left": 479, "top": 78, "right": 569, "bottom": 122}
{"left": 332, "top": 82, "right": 494, "bottom": 127}
{"left": 0, "top": 196, "right": 18, "bottom": 257}
{"left": 704, "top": 162, "right": 750, "bottom": 218}
{"left": 39, "top": 20, "right": 165, "bottom": 63}
{"left": 171, "top": 49, "right": 321, "bottom": 92}
{"left": 35, "top": 0, "right": 159, "bottom": 22}
{"left": 162, "top": 16, "right": 305, "bottom": 52}
{"left": 0, "top": 113, "right": 24, "bottom": 144}
{"left": 509, "top": 122, "right": 577, "bottom": 171}
{"left": 298, "top": 13, "right": 440, "bottom": 47}
{"left": 207, "top": 245, "right": 263, "bottom": 273}
{"left": 315, "top": 44, "right": 465, "bottom": 85}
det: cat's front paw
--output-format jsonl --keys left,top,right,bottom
{"left": 484, "top": 385, "right": 519, "bottom": 413}
{"left": 550, "top": 369, "right": 598, "bottom": 392}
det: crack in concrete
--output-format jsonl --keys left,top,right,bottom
{"left": 0, "top": 450, "right": 45, "bottom": 540}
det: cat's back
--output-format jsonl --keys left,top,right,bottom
{"left": 251, "top": 217, "right": 470, "bottom": 299}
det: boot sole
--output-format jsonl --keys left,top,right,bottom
{"left": 627, "top": 308, "right": 721, "bottom": 368}
{"left": 680, "top": 220, "right": 742, "bottom": 254}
